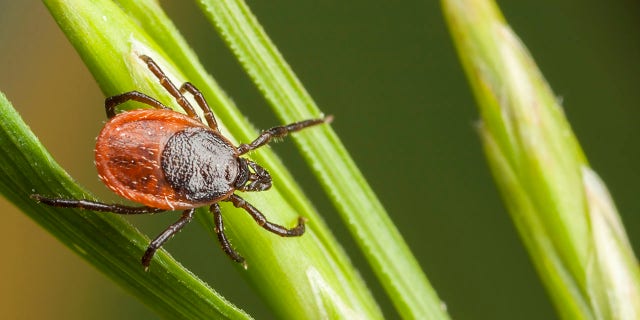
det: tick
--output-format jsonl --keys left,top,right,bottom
{"left": 32, "top": 55, "right": 331, "bottom": 270}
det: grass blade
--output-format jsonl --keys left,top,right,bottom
{"left": 442, "top": 0, "right": 640, "bottom": 318}
{"left": 40, "top": 0, "right": 382, "bottom": 318}
{"left": 195, "top": 0, "right": 449, "bottom": 318}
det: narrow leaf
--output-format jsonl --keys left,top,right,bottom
{"left": 195, "top": 0, "right": 449, "bottom": 318}
{"left": 442, "top": 0, "right": 640, "bottom": 318}
{"left": 41, "top": 0, "right": 382, "bottom": 318}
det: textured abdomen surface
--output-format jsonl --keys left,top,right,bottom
{"left": 95, "top": 109, "right": 228, "bottom": 210}
{"left": 162, "top": 127, "right": 238, "bottom": 203}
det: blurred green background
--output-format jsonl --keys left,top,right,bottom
{"left": 1, "top": 1, "right": 638, "bottom": 319}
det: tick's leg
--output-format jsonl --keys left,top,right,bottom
{"left": 105, "top": 91, "right": 169, "bottom": 118}
{"left": 211, "top": 203, "right": 246, "bottom": 268}
{"left": 225, "top": 194, "right": 305, "bottom": 237}
{"left": 237, "top": 116, "right": 333, "bottom": 155}
{"left": 141, "top": 208, "right": 195, "bottom": 270}
{"left": 31, "top": 194, "right": 164, "bottom": 214}
{"left": 180, "top": 82, "right": 219, "bottom": 131}
{"left": 139, "top": 55, "right": 200, "bottom": 120}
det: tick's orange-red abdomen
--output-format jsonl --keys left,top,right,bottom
{"left": 95, "top": 109, "right": 208, "bottom": 210}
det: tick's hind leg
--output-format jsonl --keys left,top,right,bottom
{"left": 31, "top": 194, "right": 165, "bottom": 214}
{"left": 105, "top": 91, "right": 169, "bottom": 118}
{"left": 237, "top": 116, "right": 333, "bottom": 155}
{"left": 225, "top": 194, "right": 305, "bottom": 237}
{"left": 141, "top": 208, "right": 195, "bottom": 270}
{"left": 211, "top": 203, "right": 247, "bottom": 268}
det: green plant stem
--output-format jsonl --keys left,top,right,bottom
{"left": 442, "top": 0, "right": 640, "bottom": 319}
{"left": 195, "top": 0, "right": 449, "bottom": 318}
{"left": 39, "top": 0, "right": 382, "bottom": 318}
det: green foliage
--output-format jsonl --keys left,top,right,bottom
{"left": 0, "top": 0, "right": 442, "bottom": 317}
{"left": 194, "top": 1, "right": 450, "bottom": 318}
{"left": 442, "top": 0, "right": 640, "bottom": 319}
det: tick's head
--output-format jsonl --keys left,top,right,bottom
{"left": 234, "top": 158, "right": 272, "bottom": 192}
